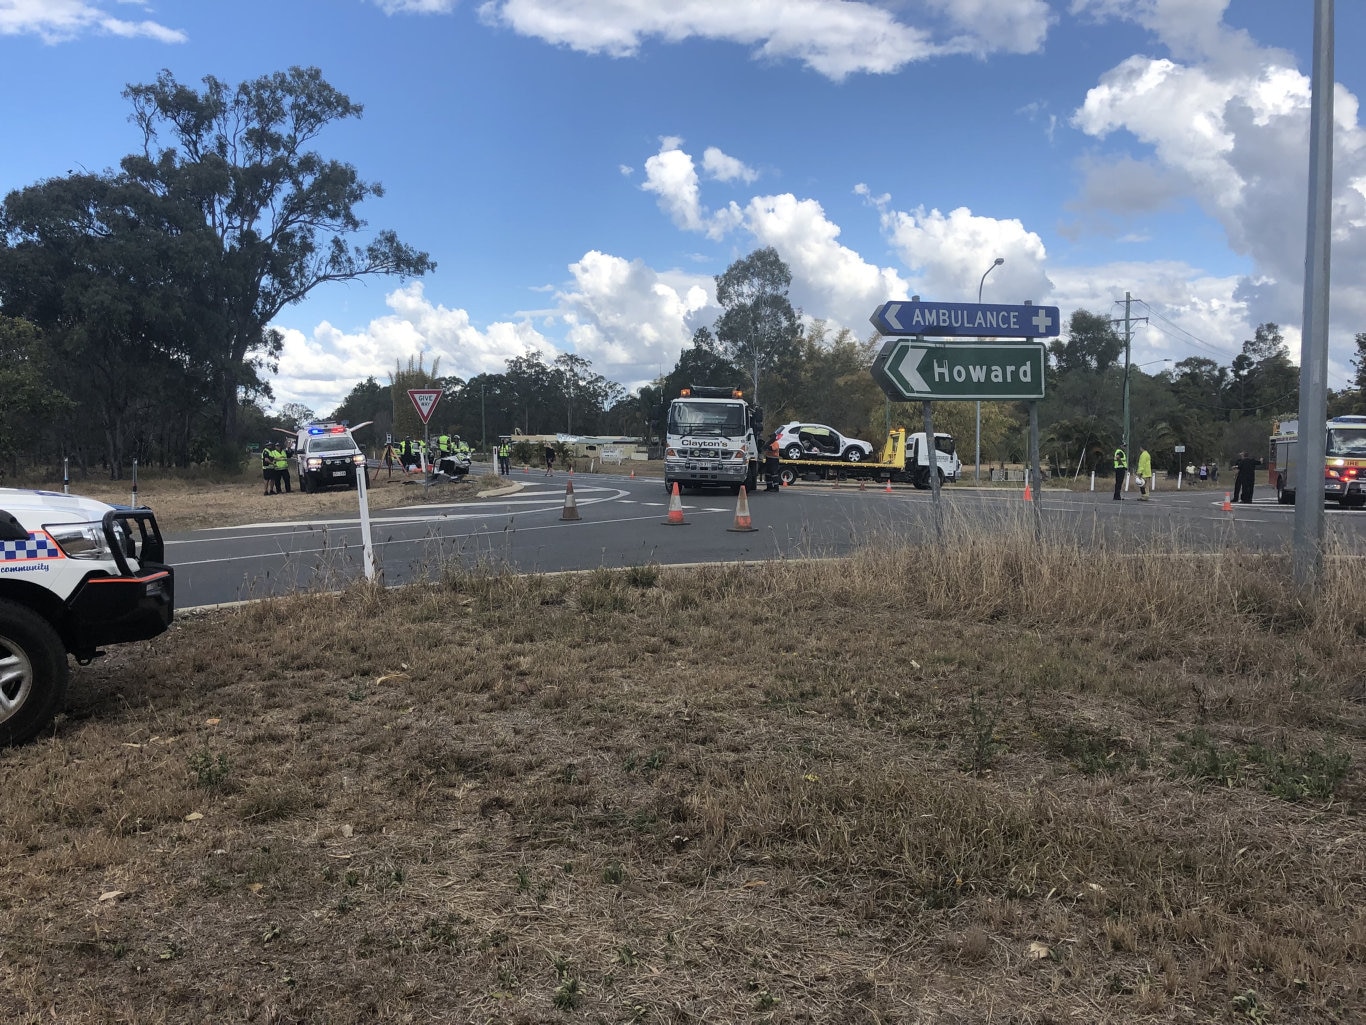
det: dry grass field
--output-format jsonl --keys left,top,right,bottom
{"left": 1, "top": 476, "right": 1363, "bottom": 1023}
{"left": 30, "top": 467, "right": 504, "bottom": 534}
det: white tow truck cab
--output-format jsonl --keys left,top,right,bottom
{"left": 0, "top": 488, "right": 174, "bottom": 745}
{"left": 664, "top": 386, "right": 761, "bottom": 495}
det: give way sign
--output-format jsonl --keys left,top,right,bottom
{"left": 407, "top": 388, "right": 442, "bottom": 424}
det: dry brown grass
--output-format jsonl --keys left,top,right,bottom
{"left": 1, "top": 505, "right": 1364, "bottom": 1023}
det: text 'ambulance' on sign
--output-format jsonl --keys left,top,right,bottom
{"left": 870, "top": 300, "right": 1061, "bottom": 339}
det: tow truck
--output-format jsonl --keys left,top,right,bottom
{"left": 777, "top": 428, "right": 962, "bottom": 488}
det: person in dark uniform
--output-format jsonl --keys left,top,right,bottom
{"left": 764, "top": 434, "right": 781, "bottom": 492}
{"left": 1112, "top": 446, "right": 1127, "bottom": 500}
{"left": 1232, "top": 451, "right": 1259, "bottom": 504}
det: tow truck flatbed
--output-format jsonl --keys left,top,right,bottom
{"left": 777, "top": 429, "right": 959, "bottom": 488}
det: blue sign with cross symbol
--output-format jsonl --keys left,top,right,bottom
{"left": 870, "top": 300, "right": 1061, "bottom": 339}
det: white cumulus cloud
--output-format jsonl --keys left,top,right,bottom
{"left": 1069, "top": 1, "right": 1366, "bottom": 376}
{"left": 469, "top": 0, "right": 1050, "bottom": 80}
{"left": 0, "top": 0, "right": 186, "bottom": 43}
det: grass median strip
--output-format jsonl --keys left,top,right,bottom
{"left": 1, "top": 502, "right": 1363, "bottom": 1023}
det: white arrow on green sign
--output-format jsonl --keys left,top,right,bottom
{"left": 872, "top": 338, "right": 1046, "bottom": 400}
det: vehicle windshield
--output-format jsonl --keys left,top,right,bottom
{"left": 1326, "top": 428, "right": 1366, "bottom": 458}
{"left": 935, "top": 436, "right": 956, "bottom": 456}
{"left": 309, "top": 436, "right": 356, "bottom": 454}
{"left": 669, "top": 401, "right": 748, "bottom": 437}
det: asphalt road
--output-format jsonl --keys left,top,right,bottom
{"left": 166, "top": 466, "right": 1366, "bottom": 609}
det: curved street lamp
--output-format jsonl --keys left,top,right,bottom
{"left": 974, "top": 257, "right": 1005, "bottom": 483}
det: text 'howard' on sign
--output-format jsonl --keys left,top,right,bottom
{"left": 871, "top": 338, "right": 1047, "bottom": 401}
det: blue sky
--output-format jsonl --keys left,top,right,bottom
{"left": 3, "top": 0, "right": 1365, "bottom": 416}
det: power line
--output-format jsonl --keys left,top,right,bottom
{"left": 1129, "top": 298, "right": 1239, "bottom": 360}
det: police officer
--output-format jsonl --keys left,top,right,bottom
{"left": 498, "top": 439, "right": 511, "bottom": 475}
{"left": 261, "top": 442, "right": 278, "bottom": 495}
{"left": 437, "top": 432, "right": 451, "bottom": 457}
{"left": 1112, "top": 446, "right": 1127, "bottom": 501}
{"left": 274, "top": 442, "right": 292, "bottom": 494}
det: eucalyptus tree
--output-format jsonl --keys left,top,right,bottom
{"left": 0, "top": 170, "right": 216, "bottom": 474}
{"left": 713, "top": 247, "right": 799, "bottom": 406}
{"left": 121, "top": 66, "right": 434, "bottom": 448}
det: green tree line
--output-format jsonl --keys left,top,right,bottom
{"left": 4, "top": 70, "right": 1365, "bottom": 480}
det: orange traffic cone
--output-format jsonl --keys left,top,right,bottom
{"left": 663, "top": 482, "right": 688, "bottom": 525}
{"left": 884, "top": 479, "right": 893, "bottom": 493}
{"left": 629, "top": 469, "right": 635, "bottom": 479}
{"left": 1022, "top": 481, "right": 1033, "bottom": 501}
{"left": 1222, "top": 492, "right": 1232, "bottom": 512}
{"left": 560, "top": 480, "right": 581, "bottom": 521}
{"left": 727, "top": 486, "right": 757, "bottom": 532}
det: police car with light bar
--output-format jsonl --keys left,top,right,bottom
{"left": 0, "top": 488, "right": 174, "bottom": 745}
{"left": 292, "top": 420, "right": 371, "bottom": 493}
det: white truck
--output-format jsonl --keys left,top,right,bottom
{"left": 0, "top": 488, "right": 174, "bottom": 745}
{"left": 663, "top": 385, "right": 761, "bottom": 495}
{"left": 776, "top": 428, "right": 962, "bottom": 488}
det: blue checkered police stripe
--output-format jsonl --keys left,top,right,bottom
{"left": 0, "top": 532, "right": 62, "bottom": 561}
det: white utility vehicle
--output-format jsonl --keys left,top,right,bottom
{"left": 0, "top": 488, "right": 174, "bottom": 745}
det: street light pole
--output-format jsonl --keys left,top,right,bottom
{"left": 481, "top": 384, "right": 486, "bottom": 458}
{"left": 975, "top": 257, "right": 1004, "bottom": 483}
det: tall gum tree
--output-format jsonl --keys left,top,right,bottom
{"left": 121, "top": 66, "right": 434, "bottom": 449}
{"left": 713, "top": 247, "right": 799, "bottom": 407}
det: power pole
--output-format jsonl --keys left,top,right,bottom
{"left": 1112, "top": 293, "right": 1147, "bottom": 459}
{"left": 1294, "top": 0, "right": 1334, "bottom": 590}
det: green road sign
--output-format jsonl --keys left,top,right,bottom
{"left": 872, "top": 338, "right": 1046, "bottom": 400}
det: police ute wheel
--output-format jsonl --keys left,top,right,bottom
{"left": 0, "top": 599, "right": 70, "bottom": 747}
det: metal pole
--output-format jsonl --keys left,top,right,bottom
{"left": 922, "top": 399, "right": 942, "bottom": 539}
{"left": 1122, "top": 291, "right": 1132, "bottom": 459}
{"left": 356, "top": 459, "right": 379, "bottom": 582}
{"left": 975, "top": 257, "right": 1004, "bottom": 483}
{"left": 1294, "top": 0, "right": 1334, "bottom": 589}
{"left": 1029, "top": 402, "right": 1042, "bottom": 539}
{"left": 130, "top": 459, "right": 138, "bottom": 508}
{"left": 481, "top": 384, "right": 487, "bottom": 462}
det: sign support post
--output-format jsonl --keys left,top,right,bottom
{"left": 407, "top": 388, "right": 443, "bottom": 484}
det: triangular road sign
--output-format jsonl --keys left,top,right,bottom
{"left": 407, "top": 388, "right": 443, "bottom": 424}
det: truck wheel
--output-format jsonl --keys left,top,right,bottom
{"left": 779, "top": 468, "right": 796, "bottom": 486}
{"left": 0, "top": 600, "right": 69, "bottom": 746}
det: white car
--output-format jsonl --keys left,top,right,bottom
{"left": 0, "top": 488, "right": 173, "bottom": 745}
{"left": 773, "top": 422, "right": 875, "bottom": 462}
